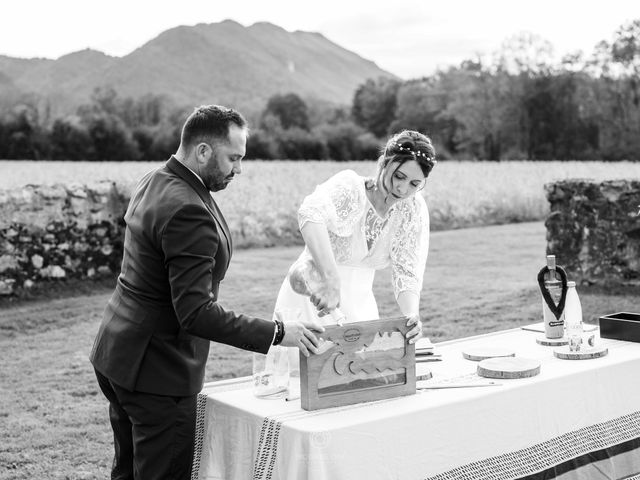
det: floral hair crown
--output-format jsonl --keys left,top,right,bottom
{"left": 394, "top": 142, "right": 436, "bottom": 162}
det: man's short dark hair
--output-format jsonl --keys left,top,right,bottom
{"left": 180, "top": 105, "right": 247, "bottom": 148}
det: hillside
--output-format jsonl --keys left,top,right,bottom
{"left": 0, "top": 20, "right": 395, "bottom": 117}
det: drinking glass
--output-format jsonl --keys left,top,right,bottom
{"left": 253, "top": 345, "right": 289, "bottom": 399}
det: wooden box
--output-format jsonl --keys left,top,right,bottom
{"left": 299, "top": 316, "right": 416, "bottom": 411}
{"left": 599, "top": 312, "right": 640, "bottom": 343}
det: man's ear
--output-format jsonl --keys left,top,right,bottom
{"left": 195, "top": 143, "right": 209, "bottom": 163}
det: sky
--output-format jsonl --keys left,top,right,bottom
{"left": 1, "top": 0, "right": 639, "bottom": 79}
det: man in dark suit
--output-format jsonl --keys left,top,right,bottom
{"left": 90, "top": 105, "right": 323, "bottom": 479}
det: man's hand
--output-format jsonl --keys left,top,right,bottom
{"left": 276, "top": 313, "right": 325, "bottom": 357}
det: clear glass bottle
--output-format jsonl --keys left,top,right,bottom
{"left": 564, "top": 281, "right": 583, "bottom": 351}
{"left": 541, "top": 255, "right": 564, "bottom": 338}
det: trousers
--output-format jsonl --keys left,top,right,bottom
{"left": 95, "top": 369, "right": 197, "bottom": 480}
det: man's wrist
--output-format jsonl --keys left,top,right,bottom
{"left": 272, "top": 318, "right": 285, "bottom": 345}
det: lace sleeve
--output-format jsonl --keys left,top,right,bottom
{"left": 390, "top": 194, "right": 430, "bottom": 299}
{"left": 297, "top": 170, "right": 364, "bottom": 236}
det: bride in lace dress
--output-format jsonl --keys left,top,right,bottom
{"left": 273, "top": 130, "right": 437, "bottom": 371}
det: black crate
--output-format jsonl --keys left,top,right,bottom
{"left": 599, "top": 312, "right": 640, "bottom": 343}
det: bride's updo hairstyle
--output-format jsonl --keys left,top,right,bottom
{"left": 366, "top": 130, "right": 437, "bottom": 194}
{"left": 379, "top": 130, "right": 437, "bottom": 177}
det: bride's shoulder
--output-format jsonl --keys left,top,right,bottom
{"left": 397, "top": 192, "right": 427, "bottom": 209}
{"left": 324, "top": 169, "right": 366, "bottom": 194}
{"left": 413, "top": 193, "right": 428, "bottom": 211}
{"left": 392, "top": 194, "right": 428, "bottom": 223}
{"left": 328, "top": 169, "right": 362, "bottom": 184}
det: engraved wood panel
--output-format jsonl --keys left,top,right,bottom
{"left": 299, "top": 317, "right": 416, "bottom": 411}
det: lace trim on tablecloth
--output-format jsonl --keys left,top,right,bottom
{"left": 191, "top": 393, "right": 209, "bottom": 480}
{"left": 253, "top": 418, "right": 282, "bottom": 480}
{"left": 192, "top": 379, "right": 252, "bottom": 480}
{"left": 423, "top": 410, "right": 640, "bottom": 480}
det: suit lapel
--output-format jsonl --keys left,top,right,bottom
{"left": 208, "top": 196, "right": 233, "bottom": 253}
{"left": 166, "top": 156, "right": 233, "bottom": 265}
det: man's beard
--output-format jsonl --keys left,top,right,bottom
{"left": 207, "top": 172, "right": 234, "bottom": 192}
{"left": 202, "top": 160, "right": 233, "bottom": 192}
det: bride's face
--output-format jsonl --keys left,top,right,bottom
{"left": 380, "top": 160, "right": 426, "bottom": 204}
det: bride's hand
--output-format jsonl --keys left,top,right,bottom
{"left": 405, "top": 314, "right": 423, "bottom": 344}
{"left": 309, "top": 280, "right": 340, "bottom": 317}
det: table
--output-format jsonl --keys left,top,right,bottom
{"left": 192, "top": 326, "right": 640, "bottom": 480}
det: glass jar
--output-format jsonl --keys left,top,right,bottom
{"left": 252, "top": 346, "right": 289, "bottom": 399}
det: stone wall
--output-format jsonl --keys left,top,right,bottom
{"left": 0, "top": 182, "right": 129, "bottom": 295}
{"left": 545, "top": 179, "right": 640, "bottom": 285}
{"left": 4, "top": 178, "right": 638, "bottom": 295}
{"left": 0, "top": 180, "right": 304, "bottom": 297}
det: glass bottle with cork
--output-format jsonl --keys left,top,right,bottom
{"left": 537, "top": 255, "right": 568, "bottom": 339}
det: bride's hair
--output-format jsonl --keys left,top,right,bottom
{"left": 380, "top": 130, "right": 437, "bottom": 177}
{"left": 366, "top": 130, "right": 437, "bottom": 193}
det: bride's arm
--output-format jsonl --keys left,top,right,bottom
{"left": 396, "top": 291, "right": 422, "bottom": 344}
{"left": 390, "top": 197, "right": 430, "bottom": 343}
{"left": 300, "top": 222, "right": 341, "bottom": 313}
{"left": 297, "top": 170, "right": 363, "bottom": 314}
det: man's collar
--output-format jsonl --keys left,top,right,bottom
{"left": 166, "top": 156, "right": 213, "bottom": 205}
{"left": 174, "top": 156, "right": 207, "bottom": 188}
{"left": 186, "top": 166, "right": 207, "bottom": 188}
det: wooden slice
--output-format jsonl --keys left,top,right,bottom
{"left": 415, "top": 337, "right": 434, "bottom": 356}
{"left": 462, "top": 346, "right": 516, "bottom": 362}
{"left": 553, "top": 345, "right": 608, "bottom": 360}
{"left": 416, "top": 368, "right": 432, "bottom": 381}
{"left": 536, "top": 335, "right": 569, "bottom": 346}
{"left": 477, "top": 357, "right": 541, "bottom": 379}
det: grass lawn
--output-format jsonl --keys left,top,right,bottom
{"left": 1, "top": 221, "right": 639, "bottom": 479}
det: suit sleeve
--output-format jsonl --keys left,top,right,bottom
{"left": 161, "top": 204, "right": 275, "bottom": 353}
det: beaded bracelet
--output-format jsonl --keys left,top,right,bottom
{"left": 272, "top": 318, "right": 286, "bottom": 345}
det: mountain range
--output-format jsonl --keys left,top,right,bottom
{"left": 0, "top": 20, "right": 396, "bottom": 118}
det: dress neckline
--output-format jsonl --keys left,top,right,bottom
{"left": 363, "top": 179, "right": 392, "bottom": 220}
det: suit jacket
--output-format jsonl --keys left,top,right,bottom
{"left": 90, "top": 156, "right": 275, "bottom": 396}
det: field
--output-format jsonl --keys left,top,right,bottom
{"left": 1, "top": 160, "right": 638, "bottom": 245}
{"left": 2, "top": 222, "right": 640, "bottom": 479}
{"left": 1, "top": 160, "right": 640, "bottom": 478}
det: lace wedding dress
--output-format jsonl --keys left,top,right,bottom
{"left": 270, "top": 169, "right": 430, "bottom": 383}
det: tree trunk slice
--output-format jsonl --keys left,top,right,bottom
{"left": 462, "top": 347, "right": 516, "bottom": 361}
{"left": 536, "top": 336, "right": 569, "bottom": 346}
{"left": 416, "top": 368, "right": 432, "bottom": 381}
{"left": 553, "top": 345, "right": 609, "bottom": 360}
{"left": 477, "top": 357, "right": 541, "bottom": 379}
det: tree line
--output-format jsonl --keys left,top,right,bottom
{"left": 1, "top": 19, "right": 639, "bottom": 161}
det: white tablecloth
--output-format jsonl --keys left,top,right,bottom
{"left": 192, "top": 327, "right": 640, "bottom": 480}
